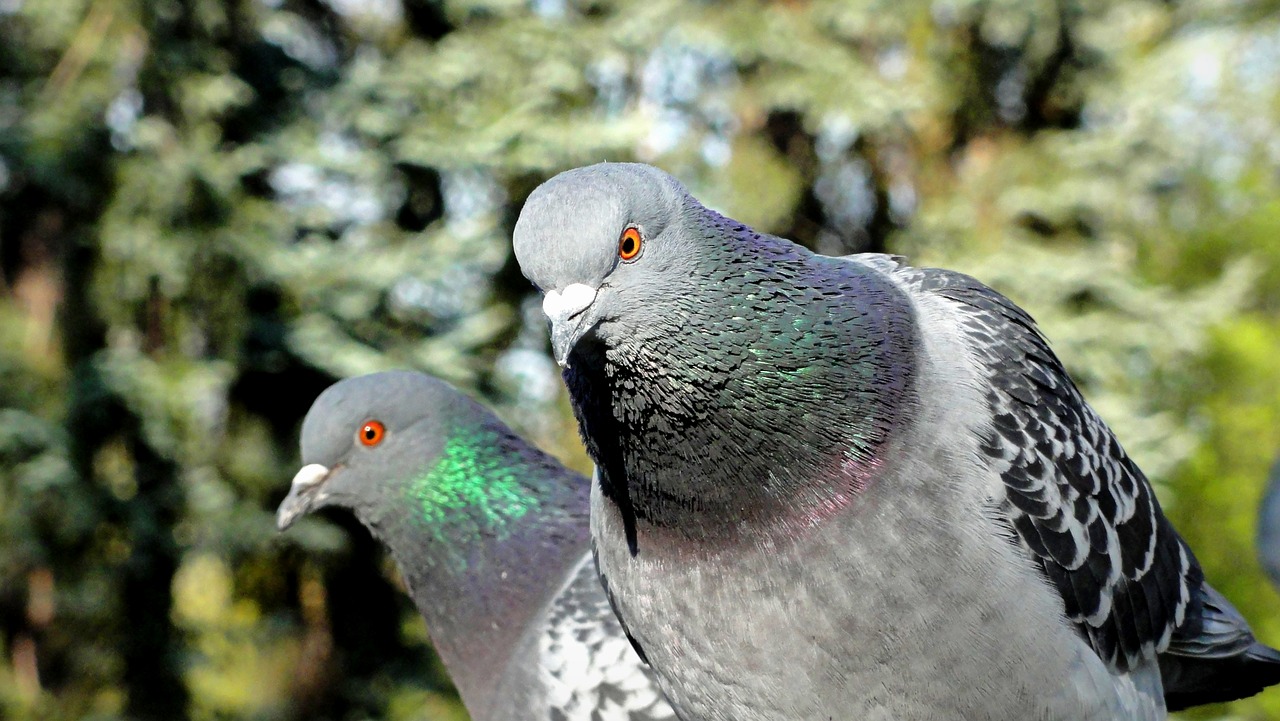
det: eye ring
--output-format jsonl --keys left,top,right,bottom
{"left": 358, "top": 420, "right": 386, "bottom": 447}
{"left": 618, "top": 226, "right": 642, "bottom": 261}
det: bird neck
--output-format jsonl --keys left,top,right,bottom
{"left": 364, "top": 421, "right": 590, "bottom": 715}
{"left": 567, "top": 230, "right": 918, "bottom": 548}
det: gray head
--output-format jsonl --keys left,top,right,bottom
{"left": 276, "top": 370, "right": 475, "bottom": 530}
{"left": 513, "top": 162, "right": 701, "bottom": 367}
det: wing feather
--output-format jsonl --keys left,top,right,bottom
{"left": 886, "top": 262, "right": 1195, "bottom": 672}
{"left": 540, "top": 555, "right": 676, "bottom": 720}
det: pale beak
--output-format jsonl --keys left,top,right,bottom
{"left": 542, "top": 283, "right": 599, "bottom": 368}
{"left": 276, "top": 463, "right": 331, "bottom": 531}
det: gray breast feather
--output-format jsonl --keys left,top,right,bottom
{"left": 540, "top": 557, "right": 675, "bottom": 721}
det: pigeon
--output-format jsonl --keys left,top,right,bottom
{"left": 512, "top": 162, "right": 1280, "bottom": 720}
{"left": 276, "top": 370, "right": 674, "bottom": 721}
{"left": 1258, "top": 456, "right": 1280, "bottom": 589}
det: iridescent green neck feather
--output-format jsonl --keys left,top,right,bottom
{"left": 377, "top": 418, "right": 588, "bottom": 718}
{"left": 408, "top": 426, "right": 544, "bottom": 545}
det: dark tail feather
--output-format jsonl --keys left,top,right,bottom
{"left": 1161, "top": 641, "right": 1280, "bottom": 711}
{"left": 1159, "top": 583, "right": 1280, "bottom": 710}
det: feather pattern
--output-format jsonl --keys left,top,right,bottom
{"left": 877, "top": 260, "right": 1280, "bottom": 710}
{"left": 539, "top": 556, "right": 678, "bottom": 721}
{"left": 888, "top": 263, "right": 1194, "bottom": 670}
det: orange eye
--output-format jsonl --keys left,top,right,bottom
{"left": 358, "top": 420, "right": 386, "bottom": 447}
{"left": 619, "top": 227, "right": 642, "bottom": 261}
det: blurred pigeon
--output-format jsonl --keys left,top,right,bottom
{"left": 512, "top": 162, "right": 1280, "bottom": 720}
{"left": 1258, "top": 457, "right": 1280, "bottom": 589}
{"left": 276, "top": 371, "right": 673, "bottom": 721}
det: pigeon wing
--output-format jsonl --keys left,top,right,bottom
{"left": 884, "top": 262, "right": 1198, "bottom": 672}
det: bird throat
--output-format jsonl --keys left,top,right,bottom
{"left": 382, "top": 424, "right": 589, "bottom": 713}
{"left": 565, "top": 248, "right": 918, "bottom": 550}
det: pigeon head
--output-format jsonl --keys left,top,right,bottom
{"left": 513, "top": 162, "right": 696, "bottom": 367}
{"left": 275, "top": 371, "right": 623, "bottom": 717}
{"left": 277, "top": 370, "right": 468, "bottom": 531}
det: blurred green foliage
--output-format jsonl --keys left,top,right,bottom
{"left": 0, "top": 0, "right": 1276, "bottom": 719}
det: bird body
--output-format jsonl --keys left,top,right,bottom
{"left": 582, "top": 254, "right": 1163, "bottom": 720}
{"left": 276, "top": 371, "right": 672, "bottom": 721}
{"left": 1258, "top": 458, "right": 1280, "bottom": 589}
{"left": 513, "top": 162, "right": 1280, "bottom": 720}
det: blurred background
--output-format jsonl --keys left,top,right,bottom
{"left": 0, "top": 0, "right": 1278, "bottom": 719}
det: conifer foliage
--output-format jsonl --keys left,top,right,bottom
{"left": 0, "top": 1, "right": 1276, "bottom": 718}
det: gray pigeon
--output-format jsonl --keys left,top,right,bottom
{"left": 276, "top": 371, "right": 673, "bottom": 721}
{"left": 1258, "top": 456, "right": 1280, "bottom": 589}
{"left": 512, "top": 162, "right": 1280, "bottom": 720}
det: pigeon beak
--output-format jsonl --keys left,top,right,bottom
{"left": 276, "top": 463, "right": 332, "bottom": 531}
{"left": 542, "top": 283, "right": 599, "bottom": 368}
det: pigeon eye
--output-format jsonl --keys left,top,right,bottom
{"left": 358, "top": 420, "right": 386, "bottom": 447}
{"left": 619, "top": 227, "right": 642, "bottom": 261}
